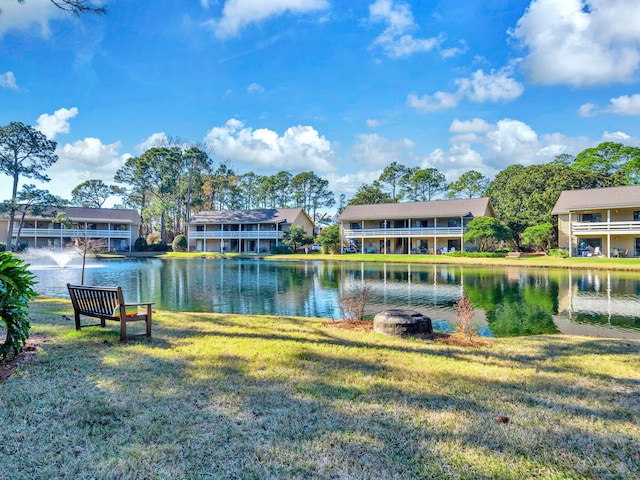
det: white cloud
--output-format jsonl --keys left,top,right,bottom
{"left": 449, "top": 118, "right": 492, "bottom": 134}
{"left": 35, "top": 107, "right": 79, "bottom": 140}
{"left": 203, "top": 118, "right": 335, "bottom": 173}
{"left": 605, "top": 94, "right": 640, "bottom": 115}
{"left": 325, "top": 170, "right": 381, "bottom": 198}
{"left": 407, "top": 67, "right": 523, "bottom": 112}
{"left": 0, "top": 71, "right": 18, "bottom": 90}
{"left": 578, "top": 103, "right": 597, "bottom": 118}
{"left": 41, "top": 138, "right": 127, "bottom": 198}
{"left": 510, "top": 0, "right": 640, "bottom": 86}
{"left": 366, "top": 119, "right": 384, "bottom": 129}
{"left": 351, "top": 133, "right": 414, "bottom": 168}
{"left": 135, "top": 132, "right": 171, "bottom": 153}
{"left": 247, "top": 82, "right": 265, "bottom": 94}
{"left": 0, "top": 0, "right": 62, "bottom": 37}
{"left": 206, "top": 0, "right": 329, "bottom": 39}
{"left": 369, "top": 0, "right": 442, "bottom": 58}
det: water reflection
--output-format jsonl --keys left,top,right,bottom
{"left": 29, "top": 258, "right": 640, "bottom": 338}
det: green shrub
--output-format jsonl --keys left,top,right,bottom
{"left": 271, "top": 245, "right": 292, "bottom": 254}
{"left": 172, "top": 234, "right": 188, "bottom": 252}
{"left": 149, "top": 242, "right": 171, "bottom": 252}
{"left": 0, "top": 243, "right": 5, "bottom": 252}
{"left": 547, "top": 248, "right": 569, "bottom": 258}
{"left": 0, "top": 252, "right": 37, "bottom": 360}
{"left": 447, "top": 251, "right": 504, "bottom": 258}
{"left": 134, "top": 237, "right": 148, "bottom": 252}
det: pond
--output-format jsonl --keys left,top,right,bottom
{"left": 29, "top": 257, "right": 640, "bottom": 339}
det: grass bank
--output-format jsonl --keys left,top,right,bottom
{"left": 1, "top": 298, "right": 638, "bottom": 479}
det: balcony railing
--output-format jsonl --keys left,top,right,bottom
{"left": 16, "top": 228, "right": 132, "bottom": 238}
{"left": 189, "top": 231, "right": 285, "bottom": 240}
{"left": 571, "top": 221, "right": 640, "bottom": 234}
{"left": 342, "top": 227, "right": 465, "bottom": 238}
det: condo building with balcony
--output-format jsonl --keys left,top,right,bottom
{"left": 0, "top": 207, "right": 141, "bottom": 251}
{"left": 552, "top": 185, "right": 640, "bottom": 258}
{"left": 187, "top": 208, "right": 314, "bottom": 253}
{"left": 337, "top": 198, "right": 495, "bottom": 254}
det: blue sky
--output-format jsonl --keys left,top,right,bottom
{"left": 1, "top": 0, "right": 640, "bottom": 207}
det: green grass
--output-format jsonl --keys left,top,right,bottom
{"left": 1, "top": 298, "right": 638, "bottom": 479}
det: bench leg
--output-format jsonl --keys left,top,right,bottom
{"left": 146, "top": 305, "right": 152, "bottom": 338}
{"left": 74, "top": 312, "right": 81, "bottom": 330}
{"left": 120, "top": 320, "right": 127, "bottom": 342}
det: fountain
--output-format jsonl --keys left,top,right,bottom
{"left": 22, "top": 247, "right": 79, "bottom": 269}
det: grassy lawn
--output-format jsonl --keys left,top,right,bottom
{"left": 1, "top": 299, "right": 638, "bottom": 479}
{"left": 157, "top": 251, "right": 640, "bottom": 272}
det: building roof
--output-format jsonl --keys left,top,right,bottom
{"left": 338, "top": 198, "right": 494, "bottom": 222}
{"left": 552, "top": 185, "right": 640, "bottom": 215}
{"left": 2, "top": 206, "right": 141, "bottom": 224}
{"left": 189, "top": 208, "right": 310, "bottom": 225}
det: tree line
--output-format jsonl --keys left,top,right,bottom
{"left": 2, "top": 120, "right": 640, "bottom": 251}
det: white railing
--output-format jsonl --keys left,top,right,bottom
{"left": 571, "top": 221, "right": 640, "bottom": 234}
{"left": 189, "top": 231, "right": 284, "bottom": 240}
{"left": 342, "top": 227, "right": 465, "bottom": 237}
{"left": 16, "top": 228, "right": 132, "bottom": 238}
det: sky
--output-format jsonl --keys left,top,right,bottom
{"left": 1, "top": 0, "right": 640, "bottom": 209}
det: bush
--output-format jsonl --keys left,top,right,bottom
{"left": 447, "top": 251, "right": 504, "bottom": 258}
{"left": 271, "top": 245, "right": 292, "bottom": 254}
{"left": 453, "top": 292, "right": 479, "bottom": 345}
{"left": 149, "top": 242, "right": 171, "bottom": 252}
{"left": 172, "top": 234, "right": 188, "bottom": 252}
{"left": 0, "top": 252, "right": 37, "bottom": 360}
{"left": 146, "top": 232, "right": 161, "bottom": 245}
{"left": 547, "top": 248, "right": 569, "bottom": 258}
{"left": 0, "top": 243, "right": 5, "bottom": 252}
{"left": 337, "top": 283, "right": 370, "bottom": 321}
{"left": 134, "top": 237, "right": 148, "bottom": 252}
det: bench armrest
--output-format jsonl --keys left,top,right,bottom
{"left": 123, "top": 302, "right": 155, "bottom": 307}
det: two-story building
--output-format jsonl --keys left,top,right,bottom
{"left": 0, "top": 207, "right": 141, "bottom": 252}
{"left": 187, "top": 208, "right": 314, "bottom": 253}
{"left": 552, "top": 185, "right": 640, "bottom": 258}
{"left": 337, "top": 198, "right": 495, "bottom": 254}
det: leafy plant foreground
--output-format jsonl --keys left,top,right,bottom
{"left": 0, "top": 298, "right": 638, "bottom": 479}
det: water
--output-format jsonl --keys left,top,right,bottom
{"left": 27, "top": 257, "right": 640, "bottom": 339}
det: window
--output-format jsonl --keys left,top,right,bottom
{"left": 581, "top": 213, "right": 602, "bottom": 222}
{"left": 196, "top": 225, "right": 205, "bottom": 232}
{"left": 393, "top": 220, "right": 406, "bottom": 228}
{"left": 634, "top": 211, "right": 640, "bottom": 221}
{"left": 350, "top": 222, "right": 362, "bottom": 230}
{"left": 447, "top": 218, "right": 461, "bottom": 227}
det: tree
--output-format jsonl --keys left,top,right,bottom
{"left": 71, "top": 179, "right": 118, "bottom": 208}
{"left": 378, "top": 161, "right": 409, "bottom": 201}
{"left": 16, "top": 0, "right": 106, "bottom": 15}
{"left": 172, "top": 234, "right": 188, "bottom": 252}
{"left": 12, "top": 185, "right": 67, "bottom": 249}
{"left": 447, "top": 170, "right": 490, "bottom": 198}
{"left": 317, "top": 224, "right": 340, "bottom": 253}
{"left": 290, "top": 171, "right": 335, "bottom": 221}
{"left": 284, "top": 225, "right": 313, "bottom": 253}
{"left": 348, "top": 181, "right": 394, "bottom": 205}
{"left": 401, "top": 167, "right": 447, "bottom": 201}
{"left": 0, "top": 122, "right": 58, "bottom": 250}
{"left": 464, "top": 216, "right": 512, "bottom": 251}
{"left": 572, "top": 142, "right": 640, "bottom": 185}
{"left": 487, "top": 162, "right": 601, "bottom": 247}
{"left": 182, "top": 146, "right": 211, "bottom": 223}
{"left": 522, "top": 223, "right": 554, "bottom": 253}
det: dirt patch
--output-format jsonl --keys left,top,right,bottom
{"left": 322, "top": 319, "right": 374, "bottom": 331}
{"left": 0, "top": 328, "right": 46, "bottom": 382}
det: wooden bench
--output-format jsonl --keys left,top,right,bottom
{"left": 67, "top": 284, "right": 153, "bottom": 341}
{"left": 506, "top": 252, "right": 521, "bottom": 259}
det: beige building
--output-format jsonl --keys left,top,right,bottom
{"left": 0, "top": 207, "right": 141, "bottom": 252}
{"left": 187, "top": 208, "right": 314, "bottom": 253}
{"left": 552, "top": 185, "right": 640, "bottom": 258}
{"left": 337, "top": 198, "right": 495, "bottom": 254}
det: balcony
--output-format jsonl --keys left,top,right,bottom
{"left": 571, "top": 221, "right": 640, "bottom": 235}
{"left": 16, "top": 228, "right": 132, "bottom": 239}
{"left": 189, "top": 230, "right": 285, "bottom": 240}
{"left": 342, "top": 226, "right": 465, "bottom": 238}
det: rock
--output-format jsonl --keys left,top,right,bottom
{"left": 495, "top": 415, "right": 510, "bottom": 424}
{"left": 373, "top": 309, "right": 433, "bottom": 337}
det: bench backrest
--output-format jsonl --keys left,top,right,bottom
{"left": 67, "top": 284, "right": 125, "bottom": 317}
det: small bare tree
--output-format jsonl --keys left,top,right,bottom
{"left": 453, "top": 292, "right": 478, "bottom": 344}
{"left": 337, "top": 283, "right": 370, "bottom": 321}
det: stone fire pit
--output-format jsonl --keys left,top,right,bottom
{"left": 373, "top": 309, "right": 433, "bottom": 337}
